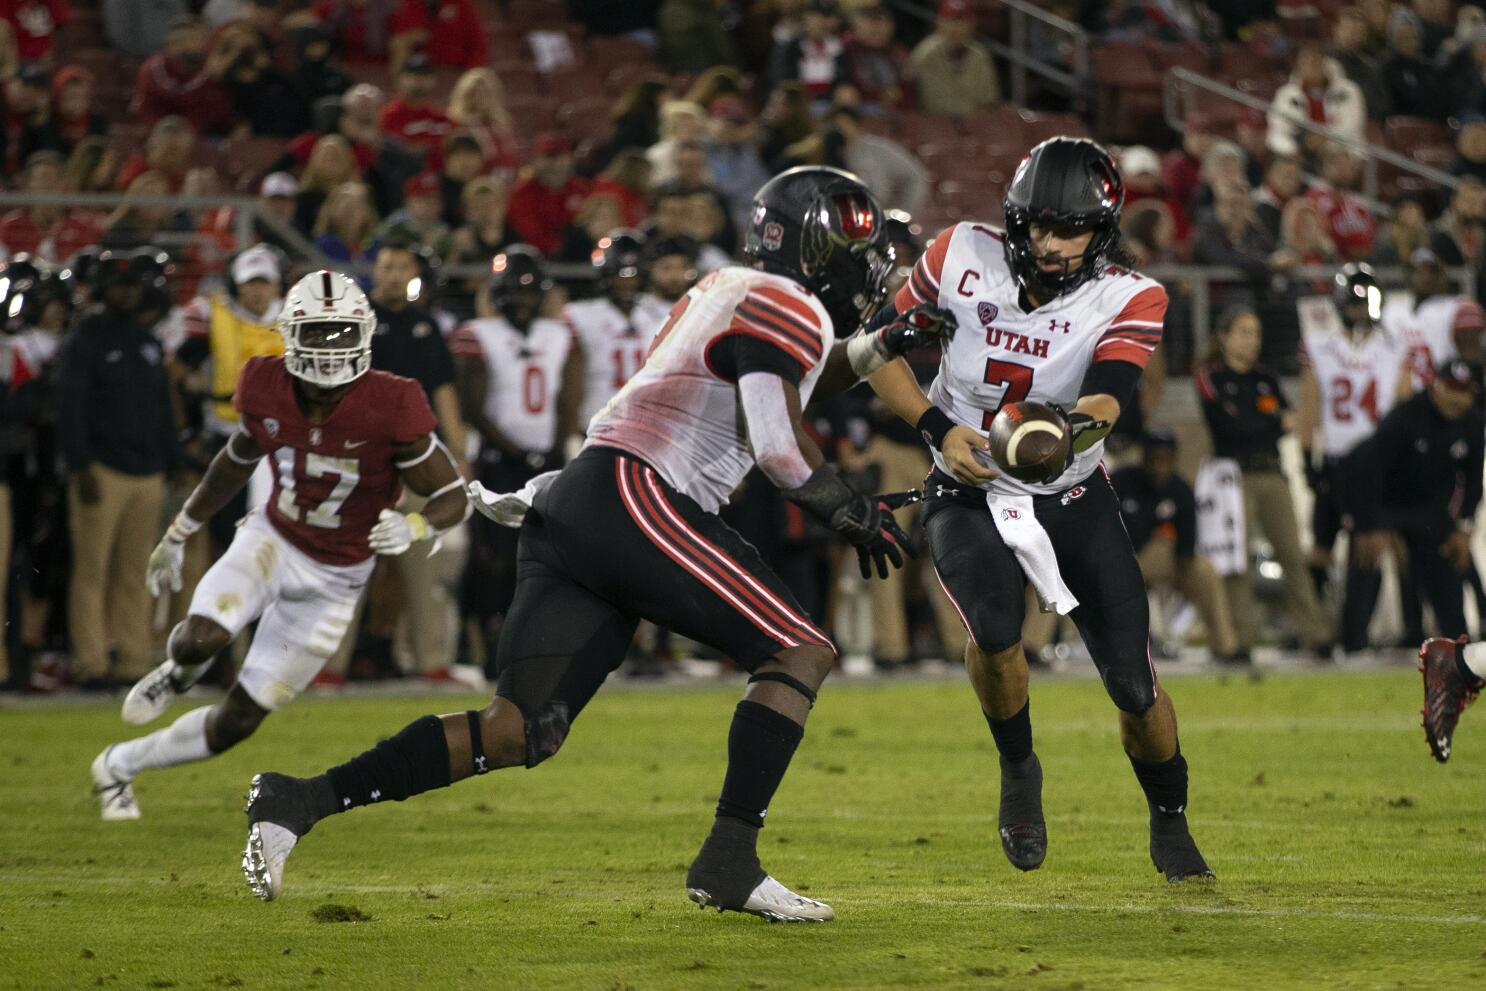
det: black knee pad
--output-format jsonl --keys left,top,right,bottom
{"left": 523, "top": 701, "right": 572, "bottom": 768}
{"left": 1105, "top": 670, "right": 1156, "bottom": 714}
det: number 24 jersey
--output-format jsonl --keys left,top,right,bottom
{"left": 235, "top": 356, "right": 437, "bottom": 567}
{"left": 899, "top": 222, "right": 1167, "bottom": 496}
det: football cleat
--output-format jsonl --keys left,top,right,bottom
{"left": 998, "top": 753, "right": 1047, "bottom": 872}
{"left": 1149, "top": 809, "right": 1215, "bottom": 883}
{"left": 91, "top": 746, "right": 140, "bottom": 821}
{"left": 121, "top": 660, "right": 202, "bottom": 726}
{"left": 1419, "top": 636, "right": 1482, "bottom": 763}
{"left": 242, "top": 772, "right": 320, "bottom": 901}
{"left": 687, "top": 875, "right": 835, "bottom": 923}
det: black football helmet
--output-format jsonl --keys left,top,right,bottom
{"left": 489, "top": 244, "right": 552, "bottom": 328}
{"left": 0, "top": 254, "right": 46, "bottom": 333}
{"left": 1002, "top": 137, "right": 1125, "bottom": 300}
{"left": 1332, "top": 262, "right": 1382, "bottom": 327}
{"left": 743, "top": 165, "right": 891, "bottom": 333}
{"left": 591, "top": 228, "right": 646, "bottom": 304}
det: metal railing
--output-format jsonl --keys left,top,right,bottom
{"left": 1162, "top": 67, "right": 1460, "bottom": 204}
{"left": 893, "top": 0, "right": 1091, "bottom": 105}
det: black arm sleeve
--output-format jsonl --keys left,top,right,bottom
{"left": 1078, "top": 359, "right": 1143, "bottom": 416}
{"left": 706, "top": 333, "right": 804, "bottom": 386}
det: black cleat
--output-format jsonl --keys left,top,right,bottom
{"left": 1420, "top": 636, "right": 1482, "bottom": 763}
{"left": 998, "top": 753, "right": 1047, "bottom": 872}
{"left": 1149, "top": 807, "right": 1214, "bottom": 883}
{"left": 242, "top": 772, "right": 323, "bottom": 901}
{"left": 685, "top": 817, "right": 832, "bottom": 921}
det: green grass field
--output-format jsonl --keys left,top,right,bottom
{"left": 3, "top": 669, "right": 1483, "bottom": 990}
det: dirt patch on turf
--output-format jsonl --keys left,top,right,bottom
{"left": 310, "top": 903, "right": 372, "bottom": 923}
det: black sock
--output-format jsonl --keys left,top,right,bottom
{"left": 714, "top": 700, "right": 804, "bottom": 828}
{"left": 1129, "top": 749, "right": 1188, "bottom": 818}
{"left": 986, "top": 701, "right": 1033, "bottom": 764}
{"left": 316, "top": 715, "right": 452, "bottom": 815}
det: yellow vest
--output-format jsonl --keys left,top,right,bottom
{"left": 209, "top": 294, "right": 283, "bottom": 423}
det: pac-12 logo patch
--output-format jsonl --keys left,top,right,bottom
{"left": 1060, "top": 485, "right": 1086, "bottom": 505}
{"left": 265, "top": 418, "right": 279, "bottom": 437}
{"left": 761, "top": 222, "right": 784, "bottom": 251}
{"left": 977, "top": 301, "right": 999, "bottom": 326}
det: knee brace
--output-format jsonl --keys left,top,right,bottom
{"left": 523, "top": 701, "right": 573, "bottom": 768}
{"left": 747, "top": 671, "right": 818, "bottom": 707}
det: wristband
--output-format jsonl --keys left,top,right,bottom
{"left": 406, "top": 512, "right": 431, "bottom": 541}
{"left": 165, "top": 511, "right": 203, "bottom": 544}
{"left": 915, "top": 405, "right": 956, "bottom": 450}
{"left": 845, "top": 330, "right": 891, "bottom": 377}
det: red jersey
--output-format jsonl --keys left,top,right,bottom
{"left": 389, "top": 0, "right": 487, "bottom": 69}
{"left": 234, "top": 356, "right": 437, "bottom": 567}
{"left": 378, "top": 98, "right": 455, "bottom": 156}
{"left": 507, "top": 175, "right": 592, "bottom": 256}
{"left": 0, "top": 0, "right": 68, "bottom": 62}
{"left": 1307, "top": 185, "right": 1377, "bottom": 261}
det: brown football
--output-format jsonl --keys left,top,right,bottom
{"left": 987, "top": 401, "right": 1072, "bottom": 483}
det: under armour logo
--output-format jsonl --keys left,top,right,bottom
{"left": 342, "top": 797, "right": 351, "bottom": 807}
{"left": 935, "top": 484, "right": 960, "bottom": 498}
{"left": 369, "top": 789, "right": 381, "bottom": 802}
{"left": 1049, "top": 318, "right": 1071, "bottom": 334}
{"left": 474, "top": 756, "right": 488, "bottom": 773}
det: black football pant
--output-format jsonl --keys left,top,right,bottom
{"left": 1342, "top": 527, "right": 1467, "bottom": 651}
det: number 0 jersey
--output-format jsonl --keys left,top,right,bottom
{"left": 563, "top": 294, "right": 671, "bottom": 429}
{"left": 899, "top": 222, "right": 1167, "bottom": 496}
{"left": 234, "top": 356, "right": 438, "bottom": 566}
{"left": 1297, "top": 296, "right": 1407, "bottom": 458}
{"left": 450, "top": 315, "right": 573, "bottom": 454}
{"left": 585, "top": 266, "right": 834, "bottom": 514}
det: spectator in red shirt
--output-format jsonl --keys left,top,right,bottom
{"left": 1306, "top": 141, "right": 1377, "bottom": 261}
{"left": 377, "top": 52, "right": 454, "bottom": 159}
{"left": 0, "top": 0, "right": 68, "bottom": 63}
{"left": 1161, "top": 114, "right": 1214, "bottom": 211}
{"left": 389, "top": 0, "right": 486, "bottom": 71}
{"left": 1120, "top": 144, "right": 1191, "bottom": 244}
{"left": 0, "top": 150, "right": 102, "bottom": 261}
{"left": 313, "top": 0, "right": 396, "bottom": 64}
{"left": 133, "top": 15, "right": 239, "bottom": 138}
{"left": 115, "top": 115, "right": 195, "bottom": 193}
{"left": 51, "top": 65, "right": 106, "bottom": 151}
{"left": 507, "top": 132, "right": 592, "bottom": 256}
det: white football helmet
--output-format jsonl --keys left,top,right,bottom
{"left": 280, "top": 270, "right": 375, "bottom": 387}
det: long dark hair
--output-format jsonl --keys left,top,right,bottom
{"left": 1202, "top": 303, "right": 1258, "bottom": 367}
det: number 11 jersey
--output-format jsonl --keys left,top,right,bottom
{"left": 235, "top": 355, "right": 437, "bottom": 566}
{"left": 899, "top": 222, "right": 1168, "bottom": 496}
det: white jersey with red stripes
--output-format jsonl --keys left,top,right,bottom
{"left": 899, "top": 221, "right": 1167, "bottom": 496}
{"left": 563, "top": 293, "right": 672, "bottom": 429}
{"left": 1382, "top": 292, "right": 1484, "bottom": 388}
{"left": 1298, "top": 296, "right": 1406, "bottom": 458}
{"left": 585, "top": 266, "right": 834, "bottom": 514}
{"left": 450, "top": 315, "right": 573, "bottom": 454}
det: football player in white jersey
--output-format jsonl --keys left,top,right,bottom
{"left": 868, "top": 137, "right": 1213, "bottom": 882}
{"left": 449, "top": 245, "right": 581, "bottom": 674}
{"left": 1297, "top": 264, "right": 1415, "bottom": 650}
{"left": 563, "top": 230, "right": 673, "bottom": 434}
{"left": 1383, "top": 247, "right": 1485, "bottom": 388}
{"left": 239, "top": 167, "right": 956, "bottom": 920}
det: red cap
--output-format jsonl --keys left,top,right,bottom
{"left": 938, "top": 0, "right": 973, "bottom": 19}
{"left": 404, "top": 171, "right": 441, "bottom": 200}
{"left": 52, "top": 64, "right": 90, "bottom": 100}
{"left": 533, "top": 131, "right": 572, "bottom": 157}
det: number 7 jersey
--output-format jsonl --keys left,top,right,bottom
{"left": 900, "top": 222, "right": 1167, "bottom": 496}
{"left": 235, "top": 355, "right": 438, "bottom": 566}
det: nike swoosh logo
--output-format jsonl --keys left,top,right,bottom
{"left": 344, "top": 440, "right": 367, "bottom": 449}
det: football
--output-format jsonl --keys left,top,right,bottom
{"left": 987, "top": 401, "right": 1072, "bottom": 482}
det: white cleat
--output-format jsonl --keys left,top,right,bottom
{"left": 242, "top": 773, "right": 312, "bottom": 901}
{"left": 121, "top": 660, "right": 190, "bottom": 726}
{"left": 91, "top": 746, "right": 140, "bottom": 821}
{"left": 688, "top": 875, "right": 835, "bottom": 923}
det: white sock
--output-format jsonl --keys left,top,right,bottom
{"left": 110, "top": 706, "right": 214, "bottom": 780}
{"left": 1463, "top": 642, "right": 1486, "bottom": 680}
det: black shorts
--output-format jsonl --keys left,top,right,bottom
{"left": 922, "top": 467, "right": 1158, "bottom": 714}
{"left": 493, "top": 446, "right": 832, "bottom": 731}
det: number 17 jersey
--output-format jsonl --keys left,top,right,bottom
{"left": 900, "top": 222, "right": 1167, "bottom": 496}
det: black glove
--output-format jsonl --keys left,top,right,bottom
{"left": 878, "top": 303, "right": 958, "bottom": 356}
{"left": 784, "top": 466, "right": 916, "bottom": 579}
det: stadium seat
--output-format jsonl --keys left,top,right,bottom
{"left": 218, "top": 136, "right": 291, "bottom": 193}
{"left": 1385, "top": 116, "right": 1451, "bottom": 153}
{"left": 1090, "top": 44, "right": 1164, "bottom": 142}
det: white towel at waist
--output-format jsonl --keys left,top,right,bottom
{"left": 1194, "top": 458, "right": 1246, "bottom": 577}
{"left": 468, "top": 470, "right": 561, "bottom": 528}
{"left": 986, "top": 491, "right": 1079, "bottom": 615}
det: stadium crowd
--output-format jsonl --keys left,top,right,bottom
{"left": 4, "top": 0, "right": 1486, "bottom": 693}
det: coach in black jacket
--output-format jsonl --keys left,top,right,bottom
{"left": 1343, "top": 360, "right": 1484, "bottom": 648}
